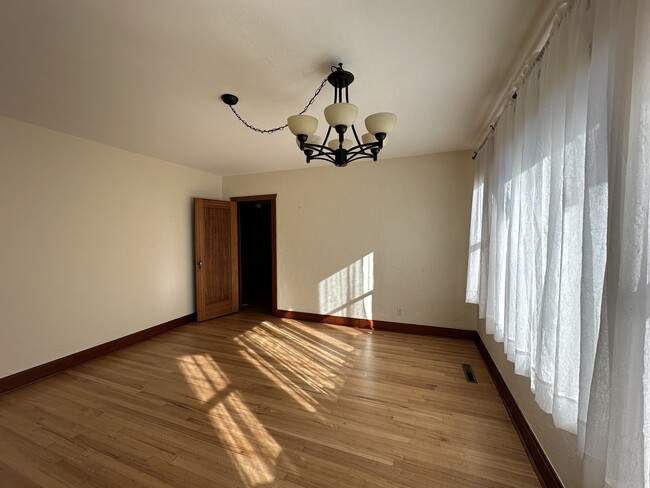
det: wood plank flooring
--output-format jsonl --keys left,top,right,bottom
{"left": 0, "top": 312, "right": 540, "bottom": 487}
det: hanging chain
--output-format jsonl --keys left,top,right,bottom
{"left": 227, "top": 75, "right": 330, "bottom": 134}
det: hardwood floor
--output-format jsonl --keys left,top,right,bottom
{"left": 0, "top": 312, "right": 540, "bottom": 487}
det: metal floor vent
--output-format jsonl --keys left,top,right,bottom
{"left": 462, "top": 363, "right": 477, "bottom": 383}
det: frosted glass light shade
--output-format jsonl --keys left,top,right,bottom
{"left": 287, "top": 115, "right": 318, "bottom": 136}
{"left": 296, "top": 134, "right": 322, "bottom": 148}
{"left": 365, "top": 112, "right": 397, "bottom": 135}
{"left": 324, "top": 103, "right": 358, "bottom": 128}
{"left": 361, "top": 133, "right": 387, "bottom": 146}
{"left": 328, "top": 138, "right": 354, "bottom": 150}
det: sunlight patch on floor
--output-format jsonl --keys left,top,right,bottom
{"left": 236, "top": 334, "right": 320, "bottom": 412}
{"left": 175, "top": 316, "right": 365, "bottom": 487}
{"left": 176, "top": 353, "right": 287, "bottom": 486}
{"left": 280, "top": 318, "right": 364, "bottom": 343}
{"left": 262, "top": 320, "right": 348, "bottom": 365}
{"left": 176, "top": 353, "right": 229, "bottom": 402}
{"left": 236, "top": 323, "right": 347, "bottom": 400}
{"left": 211, "top": 393, "right": 282, "bottom": 486}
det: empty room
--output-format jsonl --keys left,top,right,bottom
{"left": 0, "top": 1, "right": 648, "bottom": 487}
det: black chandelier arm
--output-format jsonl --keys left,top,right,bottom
{"left": 349, "top": 124, "right": 368, "bottom": 153}
{"left": 346, "top": 143, "right": 381, "bottom": 159}
{"left": 300, "top": 142, "right": 382, "bottom": 165}
{"left": 346, "top": 147, "right": 372, "bottom": 157}
{"left": 302, "top": 142, "right": 334, "bottom": 158}
{"left": 348, "top": 142, "right": 381, "bottom": 158}
{"left": 224, "top": 75, "right": 330, "bottom": 134}
{"left": 346, "top": 154, "right": 375, "bottom": 163}
{"left": 307, "top": 153, "right": 337, "bottom": 164}
{"left": 346, "top": 147, "right": 374, "bottom": 157}
{"left": 320, "top": 125, "right": 333, "bottom": 152}
{"left": 301, "top": 141, "right": 380, "bottom": 160}
{"left": 302, "top": 140, "right": 380, "bottom": 157}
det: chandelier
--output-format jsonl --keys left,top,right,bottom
{"left": 287, "top": 64, "right": 396, "bottom": 167}
{"left": 221, "top": 63, "right": 396, "bottom": 167}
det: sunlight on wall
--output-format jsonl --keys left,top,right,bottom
{"left": 318, "top": 252, "right": 374, "bottom": 318}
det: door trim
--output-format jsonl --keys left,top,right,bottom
{"left": 230, "top": 194, "right": 277, "bottom": 315}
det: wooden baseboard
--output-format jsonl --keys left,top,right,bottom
{"left": 475, "top": 336, "right": 563, "bottom": 488}
{"left": 275, "top": 309, "right": 477, "bottom": 341}
{"left": 0, "top": 313, "right": 196, "bottom": 395}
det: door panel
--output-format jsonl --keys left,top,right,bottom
{"left": 194, "top": 198, "right": 239, "bottom": 321}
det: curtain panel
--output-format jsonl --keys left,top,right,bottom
{"left": 465, "top": 0, "right": 650, "bottom": 485}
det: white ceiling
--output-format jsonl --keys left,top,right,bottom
{"left": 0, "top": 0, "right": 553, "bottom": 176}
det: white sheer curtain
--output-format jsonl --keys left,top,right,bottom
{"left": 465, "top": 0, "right": 650, "bottom": 485}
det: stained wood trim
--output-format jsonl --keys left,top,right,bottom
{"left": 0, "top": 313, "right": 195, "bottom": 396}
{"left": 231, "top": 194, "right": 278, "bottom": 315}
{"left": 194, "top": 198, "right": 207, "bottom": 321}
{"left": 270, "top": 199, "right": 277, "bottom": 315}
{"left": 230, "top": 201, "right": 240, "bottom": 313}
{"left": 375, "top": 319, "right": 477, "bottom": 340}
{"left": 475, "top": 336, "right": 564, "bottom": 488}
{"left": 275, "top": 309, "right": 477, "bottom": 340}
{"left": 276, "top": 310, "right": 375, "bottom": 330}
{"left": 230, "top": 194, "right": 277, "bottom": 202}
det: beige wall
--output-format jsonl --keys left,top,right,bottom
{"left": 223, "top": 152, "right": 477, "bottom": 330}
{"left": 478, "top": 323, "right": 581, "bottom": 487}
{"left": 0, "top": 117, "right": 222, "bottom": 378}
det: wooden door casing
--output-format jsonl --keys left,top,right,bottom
{"left": 230, "top": 194, "right": 278, "bottom": 315}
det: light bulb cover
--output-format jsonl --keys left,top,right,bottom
{"left": 296, "top": 134, "right": 322, "bottom": 148}
{"left": 365, "top": 112, "right": 396, "bottom": 135}
{"left": 324, "top": 103, "right": 358, "bottom": 128}
{"left": 362, "top": 133, "right": 388, "bottom": 147}
{"left": 328, "top": 138, "right": 354, "bottom": 151}
{"left": 287, "top": 115, "right": 318, "bottom": 136}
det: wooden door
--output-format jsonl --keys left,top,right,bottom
{"left": 194, "top": 198, "right": 239, "bottom": 321}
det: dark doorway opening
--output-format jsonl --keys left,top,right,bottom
{"left": 238, "top": 200, "right": 273, "bottom": 313}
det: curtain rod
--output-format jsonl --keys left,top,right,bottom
{"left": 472, "top": 1, "right": 573, "bottom": 160}
{"left": 471, "top": 125, "right": 495, "bottom": 160}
